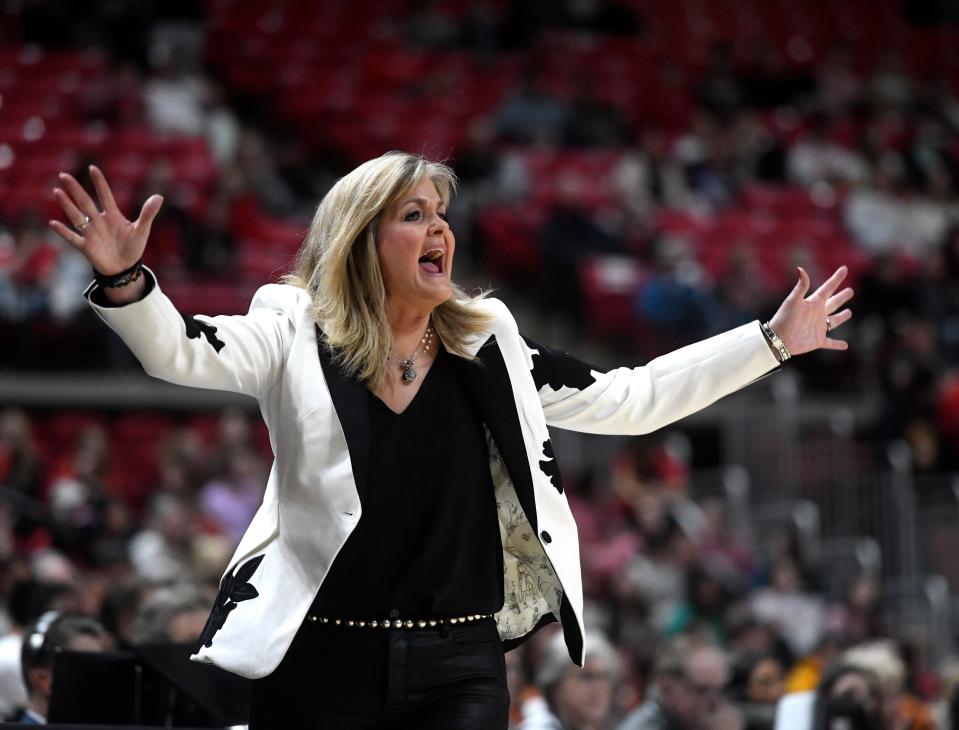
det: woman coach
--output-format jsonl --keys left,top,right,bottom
{"left": 48, "top": 152, "right": 853, "bottom": 729}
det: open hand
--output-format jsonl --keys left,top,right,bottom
{"left": 769, "top": 266, "right": 853, "bottom": 357}
{"left": 48, "top": 165, "right": 163, "bottom": 276}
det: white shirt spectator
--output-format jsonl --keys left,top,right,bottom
{"left": 788, "top": 138, "right": 868, "bottom": 187}
{"left": 844, "top": 187, "right": 908, "bottom": 254}
{"left": 0, "top": 632, "right": 27, "bottom": 719}
{"left": 750, "top": 587, "right": 825, "bottom": 657}
{"left": 143, "top": 74, "right": 208, "bottom": 136}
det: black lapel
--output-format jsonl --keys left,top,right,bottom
{"left": 449, "top": 337, "right": 539, "bottom": 533}
{"left": 315, "top": 326, "right": 370, "bottom": 506}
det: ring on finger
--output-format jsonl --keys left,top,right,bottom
{"left": 77, "top": 215, "right": 92, "bottom": 232}
{"left": 826, "top": 316, "right": 832, "bottom": 331}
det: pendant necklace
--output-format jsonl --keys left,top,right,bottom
{"left": 392, "top": 324, "right": 434, "bottom": 382}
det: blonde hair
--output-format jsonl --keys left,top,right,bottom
{"left": 282, "top": 151, "right": 491, "bottom": 388}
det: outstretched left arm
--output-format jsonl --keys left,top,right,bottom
{"left": 526, "top": 320, "right": 779, "bottom": 436}
{"left": 527, "top": 266, "right": 853, "bottom": 435}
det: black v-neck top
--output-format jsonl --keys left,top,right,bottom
{"left": 311, "top": 347, "right": 504, "bottom": 619}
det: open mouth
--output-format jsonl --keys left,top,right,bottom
{"left": 418, "top": 248, "right": 444, "bottom": 275}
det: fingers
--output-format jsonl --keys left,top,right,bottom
{"left": 828, "top": 308, "right": 852, "bottom": 330}
{"left": 52, "top": 187, "right": 88, "bottom": 229}
{"left": 48, "top": 219, "right": 85, "bottom": 249}
{"left": 826, "top": 287, "right": 854, "bottom": 314}
{"left": 89, "top": 165, "right": 122, "bottom": 218}
{"left": 135, "top": 194, "right": 164, "bottom": 231}
{"left": 812, "top": 265, "right": 848, "bottom": 301}
{"left": 58, "top": 172, "right": 101, "bottom": 220}
{"left": 821, "top": 337, "right": 849, "bottom": 351}
{"left": 791, "top": 266, "right": 811, "bottom": 300}
{"left": 822, "top": 307, "right": 853, "bottom": 350}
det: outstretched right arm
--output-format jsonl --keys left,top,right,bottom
{"left": 51, "top": 166, "right": 294, "bottom": 398}
{"left": 86, "top": 271, "right": 295, "bottom": 397}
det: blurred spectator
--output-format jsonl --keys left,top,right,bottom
{"left": 98, "top": 578, "right": 145, "bottom": 648}
{"left": 710, "top": 244, "right": 774, "bottom": 333}
{"left": 46, "top": 425, "right": 116, "bottom": 564}
{"left": 130, "top": 583, "right": 210, "bottom": 645}
{"left": 537, "top": 174, "right": 626, "bottom": 317}
{"left": 810, "top": 662, "right": 884, "bottom": 730}
{"left": 614, "top": 130, "right": 697, "bottom": 219}
{"left": 787, "top": 115, "right": 868, "bottom": 188}
{"left": 520, "top": 627, "right": 620, "bottom": 729}
{"left": 616, "top": 640, "right": 730, "bottom": 730}
{"left": 750, "top": 559, "right": 825, "bottom": 659}
{"left": 878, "top": 314, "right": 941, "bottom": 471}
{"left": 142, "top": 43, "right": 209, "bottom": 137}
{"left": 565, "top": 76, "right": 628, "bottom": 148}
{"left": 233, "top": 129, "right": 301, "bottom": 218}
{"left": 867, "top": 52, "right": 914, "bottom": 111}
{"left": 9, "top": 215, "right": 59, "bottom": 321}
{"left": 459, "top": 1, "right": 500, "bottom": 59}
{"left": 187, "top": 186, "right": 237, "bottom": 274}
{"left": 202, "top": 82, "right": 241, "bottom": 169}
{"left": 728, "top": 652, "right": 785, "bottom": 730}
{"left": 843, "top": 160, "right": 911, "bottom": 256}
{"left": 507, "top": 645, "right": 535, "bottom": 729}
{"left": 128, "top": 493, "right": 199, "bottom": 584}
{"left": 0, "top": 410, "right": 41, "bottom": 500}
{"left": 18, "top": 612, "right": 112, "bottom": 725}
{"left": 729, "top": 618, "right": 792, "bottom": 673}
{"left": 662, "top": 565, "right": 735, "bottom": 643}
{"left": 842, "top": 642, "right": 934, "bottom": 730}
{"left": 696, "top": 44, "right": 744, "bottom": 118}
{"left": 738, "top": 40, "right": 811, "bottom": 110}
{"left": 635, "top": 236, "right": 714, "bottom": 347}
{"left": 935, "top": 658, "right": 959, "bottom": 730}
{"left": 155, "top": 426, "right": 207, "bottom": 499}
{"left": 494, "top": 70, "right": 568, "bottom": 146}
{"left": 617, "top": 515, "right": 693, "bottom": 635}
{"left": 815, "top": 46, "right": 863, "bottom": 114}
{"left": 199, "top": 447, "right": 265, "bottom": 546}
{"left": 45, "top": 239, "right": 90, "bottom": 324}
{"left": 906, "top": 167, "right": 959, "bottom": 252}
{"left": 0, "top": 581, "right": 77, "bottom": 721}
{"left": 785, "top": 633, "right": 847, "bottom": 695}
{"left": 824, "top": 575, "right": 883, "bottom": 646}
{"left": 129, "top": 159, "right": 194, "bottom": 270}
{"left": 87, "top": 495, "right": 135, "bottom": 570}
{"left": 94, "top": 61, "right": 147, "bottom": 127}
{"left": 674, "top": 114, "right": 740, "bottom": 210}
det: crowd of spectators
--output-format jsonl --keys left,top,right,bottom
{"left": 0, "top": 404, "right": 956, "bottom": 728}
{"left": 2, "top": 0, "right": 959, "bottom": 727}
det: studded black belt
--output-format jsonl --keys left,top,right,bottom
{"left": 306, "top": 613, "right": 494, "bottom": 629}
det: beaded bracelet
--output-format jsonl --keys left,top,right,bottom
{"left": 93, "top": 259, "right": 143, "bottom": 289}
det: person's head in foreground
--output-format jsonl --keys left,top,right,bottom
{"left": 811, "top": 661, "right": 884, "bottom": 730}
{"left": 652, "top": 639, "right": 730, "bottom": 730}
{"left": 20, "top": 612, "right": 112, "bottom": 723}
{"left": 535, "top": 628, "right": 620, "bottom": 730}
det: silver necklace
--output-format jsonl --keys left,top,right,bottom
{"left": 392, "top": 325, "right": 434, "bottom": 382}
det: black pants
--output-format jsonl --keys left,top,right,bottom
{"left": 250, "top": 616, "right": 510, "bottom": 729}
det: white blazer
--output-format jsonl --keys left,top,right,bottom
{"left": 86, "top": 269, "right": 780, "bottom": 679}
